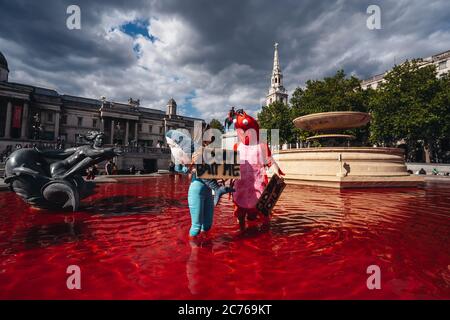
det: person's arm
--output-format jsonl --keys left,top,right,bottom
{"left": 86, "top": 147, "right": 122, "bottom": 162}
{"left": 56, "top": 157, "right": 94, "bottom": 179}
{"left": 62, "top": 147, "right": 78, "bottom": 154}
{"left": 85, "top": 147, "right": 112, "bottom": 158}
{"left": 264, "top": 143, "right": 285, "bottom": 176}
{"left": 36, "top": 147, "right": 78, "bottom": 159}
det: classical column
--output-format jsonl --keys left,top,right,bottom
{"left": 20, "top": 102, "right": 29, "bottom": 139}
{"left": 134, "top": 121, "right": 138, "bottom": 142}
{"left": 100, "top": 118, "right": 105, "bottom": 132}
{"left": 54, "top": 112, "right": 60, "bottom": 139}
{"left": 125, "top": 120, "right": 129, "bottom": 145}
{"left": 4, "top": 101, "right": 12, "bottom": 138}
{"left": 110, "top": 119, "right": 115, "bottom": 144}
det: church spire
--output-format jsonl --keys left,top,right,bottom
{"left": 273, "top": 42, "right": 280, "bottom": 74}
{"left": 266, "top": 42, "right": 288, "bottom": 106}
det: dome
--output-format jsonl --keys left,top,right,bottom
{"left": 0, "top": 51, "right": 9, "bottom": 71}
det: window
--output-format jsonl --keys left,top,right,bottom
{"left": 92, "top": 119, "right": 98, "bottom": 128}
{"left": 149, "top": 125, "right": 153, "bottom": 133}
{"left": 77, "top": 117, "right": 83, "bottom": 127}
{"left": 47, "top": 112, "right": 54, "bottom": 123}
{"left": 275, "top": 78, "right": 278, "bottom": 83}
{"left": 159, "top": 126, "right": 163, "bottom": 134}
{"left": 439, "top": 60, "right": 447, "bottom": 70}
{"left": 61, "top": 114, "right": 67, "bottom": 125}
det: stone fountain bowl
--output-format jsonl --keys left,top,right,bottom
{"left": 293, "top": 111, "right": 371, "bottom": 131}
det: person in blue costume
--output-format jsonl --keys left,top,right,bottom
{"left": 165, "top": 129, "right": 233, "bottom": 237}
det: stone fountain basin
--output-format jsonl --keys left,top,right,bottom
{"left": 293, "top": 111, "right": 371, "bottom": 131}
{"left": 273, "top": 147, "right": 424, "bottom": 188}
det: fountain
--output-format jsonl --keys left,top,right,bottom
{"left": 3, "top": 131, "right": 122, "bottom": 210}
{"left": 275, "top": 111, "right": 424, "bottom": 188}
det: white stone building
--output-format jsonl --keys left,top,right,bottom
{"left": 361, "top": 49, "right": 450, "bottom": 89}
{"left": 0, "top": 51, "right": 203, "bottom": 172}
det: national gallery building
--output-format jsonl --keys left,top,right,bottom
{"left": 0, "top": 51, "right": 203, "bottom": 172}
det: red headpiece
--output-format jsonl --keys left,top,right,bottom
{"left": 235, "top": 111, "right": 259, "bottom": 145}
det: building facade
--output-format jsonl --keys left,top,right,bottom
{"left": 361, "top": 49, "right": 450, "bottom": 89}
{"left": 0, "top": 51, "right": 203, "bottom": 172}
{"left": 266, "top": 43, "right": 288, "bottom": 106}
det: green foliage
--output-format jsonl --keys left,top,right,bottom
{"left": 209, "top": 118, "right": 224, "bottom": 133}
{"left": 291, "top": 70, "right": 367, "bottom": 117}
{"left": 254, "top": 65, "right": 449, "bottom": 162}
{"left": 290, "top": 70, "right": 370, "bottom": 145}
{"left": 257, "top": 101, "right": 295, "bottom": 144}
{"left": 368, "top": 60, "right": 449, "bottom": 161}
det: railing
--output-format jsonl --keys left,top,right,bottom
{"left": 0, "top": 142, "right": 171, "bottom": 164}
{"left": 71, "top": 144, "right": 171, "bottom": 155}
{"left": 1, "top": 140, "right": 60, "bottom": 163}
{"left": 270, "top": 142, "right": 305, "bottom": 151}
{"left": 0, "top": 139, "right": 58, "bottom": 149}
{"left": 118, "top": 145, "right": 171, "bottom": 154}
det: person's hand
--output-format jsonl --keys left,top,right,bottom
{"left": 271, "top": 162, "right": 285, "bottom": 176}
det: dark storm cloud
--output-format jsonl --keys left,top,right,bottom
{"left": 0, "top": 0, "right": 136, "bottom": 71}
{"left": 152, "top": 0, "right": 328, "bottom": 71}
{"left": 0, "top": 0, "right": 449, "bottom": 119}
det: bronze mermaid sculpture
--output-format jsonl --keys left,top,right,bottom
{"left": 3, "top": 131, "right": 122, "bottom": 211}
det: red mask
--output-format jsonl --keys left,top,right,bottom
{"left": 235, "top": 111, "right": 259, "bottom": 145}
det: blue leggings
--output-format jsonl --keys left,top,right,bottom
{"left": 188, "top": 179, "right": 214, "bottom": 236}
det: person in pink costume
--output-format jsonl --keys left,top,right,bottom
{"left": 232, "top": 110, "right": 284, "bottom": 229}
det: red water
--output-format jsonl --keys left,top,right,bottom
{"left": 0, "top": 175, "right": 449, "bottom": 299}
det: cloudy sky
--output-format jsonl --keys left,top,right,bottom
{"left": 0, "top": 0, "right": 449, "bottom": 121}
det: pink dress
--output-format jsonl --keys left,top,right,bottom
{"left": 233, "top": 143, "right": 268, "bottom": 209}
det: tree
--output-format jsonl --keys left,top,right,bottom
{"left": 290, "top": 70, "right": 370, "bottom": 145}
{"left": 209, "top": 118, "right": 224, "bottom": 133}
{"left": 432, "top": 72, "right": 450, "bottom": 162}
{"left": 291, "top": 70, "right": 367, "bottom": 116}
{"left": 368, "top": 59, "right": 447, "bottom": 162}
{"left": 257, "top": 101, "right": 295, "bottom": 144}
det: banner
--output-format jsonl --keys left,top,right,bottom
{"left": 12, "top": 105, "right": 22, "bottom": 129}
{"left": 256, "top": 174, "right": 286, "bottom": 216}
{"left": 195, "top": 163, "right": 240, "bottom": 179}
{"left": 195, "top": 148, "right": 240, "bottom": 179}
